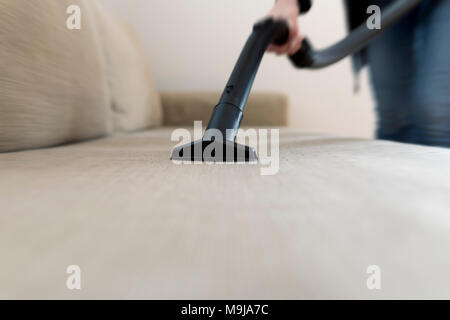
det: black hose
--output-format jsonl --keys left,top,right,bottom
{"left": 290, "top": 0, "right": 424, "bottom": 69}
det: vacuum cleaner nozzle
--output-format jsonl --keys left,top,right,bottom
{"left": 171, "top": 139, "right": 258, "bottom": 163}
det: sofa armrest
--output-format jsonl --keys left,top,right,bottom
{"left": 160, "top": 91, "right": 289, "bottom": 127}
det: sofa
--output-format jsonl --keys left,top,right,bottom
{"left": 1, "top": 0, "right": 450, "bottom": 299}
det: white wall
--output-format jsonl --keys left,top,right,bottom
{"left": 99, "top": 0, "right": 376, "bottom": 138}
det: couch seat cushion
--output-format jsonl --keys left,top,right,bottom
{"left": 1, "top": 128, "right": 450, "bottom": 299}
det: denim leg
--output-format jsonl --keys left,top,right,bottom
{"left": 366, "top": 5, "right": 418, "bottom": 143}
{"left": 410, "top": 0, "right": 450, "bottom": 147}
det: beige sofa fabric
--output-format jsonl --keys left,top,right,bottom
{"left": 1, "top": 128, "right": 450, "bottom": 299}
{"left": 0, "top": 0, "right": 162, "bottom": 153}
{"left": 161, "top": 91, "right": 289, "bottom": 127}
{"left": 91, "top": 1, "right": 162, "bottom": 133}
{"left": 0, "top": 0, "right": 110, "bottom": 153}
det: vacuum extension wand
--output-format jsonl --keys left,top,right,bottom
{"left": 171, "top": 18, "right": 289, "bottom": 162}
{"left": 171, "top": 0, "right": 423, "bottom": 163}
{"left": 204, "top": 18, "right": 290, "bottom": 143}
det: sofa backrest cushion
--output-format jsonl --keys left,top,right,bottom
{"left": 0, "top": 0, "right": 162, "bottom": 153}
{"left": 92, "top": 1, "right": 162, "bottom": 133}
{"left": 161, "top": 91, "right": 289, "bottom": 127}
{"left": 0, "top": 0, "right": 110, "bottom": 152}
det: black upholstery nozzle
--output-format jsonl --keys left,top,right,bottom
{"left": 170, "top": 139, "right": 258, "bottom": 163}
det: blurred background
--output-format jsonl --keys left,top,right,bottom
{"left": 99, "top": 0, "right": 376, "bottom": 138}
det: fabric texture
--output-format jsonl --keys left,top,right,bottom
{"left": 0, "top": 0, "right": 162, "bottom": 153}
{"left": 161, "top": 91, "right": 289, "bottom": 127}
{"left": 0, "top": 0, "right": 110, "bottom": 153}
{"left": 1, "top": 127, "right": 450, "bottom": 299}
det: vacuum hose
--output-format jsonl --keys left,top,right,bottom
{"left": 204, "top": 0, "right": 423, "bottom": 142}
{"left": 290, "top": 0, "right": 423, "bottom": 69}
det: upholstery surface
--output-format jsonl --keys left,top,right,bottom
{"left": 0, "top": 0, "right": 110, "bottom": 152}
{"left": 1, "top": 128, "right": 450, "bottom": 299}
{"left": 161, "top": 91, "right": 289, "bottom": 126}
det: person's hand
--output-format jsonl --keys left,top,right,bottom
{"left": 267, "top": 0, "right": 304, "bottom": 56}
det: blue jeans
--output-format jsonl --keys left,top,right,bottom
{"left": 367, "top": 0, "right": 450, "bottom": 147}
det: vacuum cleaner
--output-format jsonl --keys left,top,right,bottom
{"left": 171, "top": 0, "right": 423, "bottom": 162}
